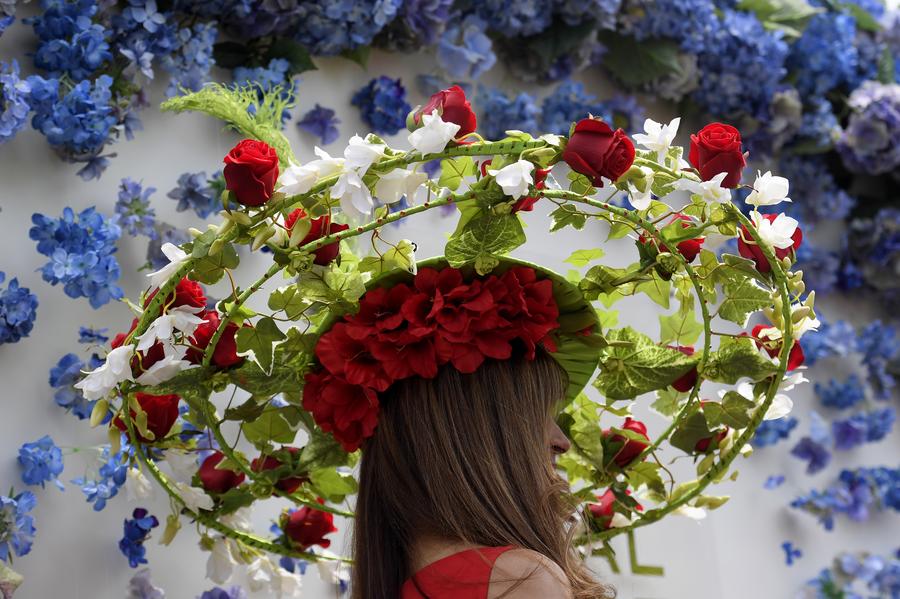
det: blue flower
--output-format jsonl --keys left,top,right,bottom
{"left": 0, "top": 271, "right": 39, "bottom": 345}
{"left": 816, "top": 374, "right": 866, "bottom": 410}
{"left": 292, "top": 0, "right": 403, "bottom": 56}
{"left": 476, "top": 86, "right": 540, "bottom": 141}
{"left": 598, "top": 95, "right": 646, "bottom": 134}
{"left": 352, "top": 76, "right": 411, "bottom": 136}
{"left": 788, "top": 13, "right": 859, "bottom": 97}
{"left": 0, "top": 60, "right": 33, "bottom": 144}
{"left": 167, "top": 171, "right": 221, "bottom": 219}
{"left": 555, "top": 0, "right": 621, "bottom": 30}
{"left": 198, "top": 586, "right": 248, "bottom": 599}
{"left": 791, "top": 466, "right": 900, "bottom": 530}
{"left": 18, "top": 435, "right": 65, "bottom": 490}
{"left": 33, "top": 24, "right": 112, "bottom": 81}
{"left": 146, "top": 225, "right": 190, "bottom": 270}
{"left": 794, "top": 97, "right": 841, "bottom": 150}
{"left": 794, "top": 245, "right": 841, "bottom": 294}
{"left": 540, "top": 80, "right": 605, "bottom": 136}
{"left": 476, "top": 0, "right": 551, "bottom": 37}
{"left": 160, "top": 21, "right": 217, "bottom": 97}
{"left": 78, "top": 326, "right": 109, "bottom": 344}
{"left": 838, "top": 81, "right": 900, "bottom": 175}
{"left": 72, "top": 444, "right": 128, "bottom": 511}
{"left": 0, "top": 491, "right": 36, "bottom": 562}
{"left": 752, "top": 416, "right": 798, "bottom": 448}
{"left": 119, "top": 508, "right": 159, "bottom": 568}
{"left": 437, "top": 15, "right": 496, "bottom": 80}
{"left": 625, "top": 0, "right": 719, "bottom": 54}
{"left": 0, "top": 15, "right": 13, "bottom": 38}
{"left": 298, "top": 104, "right": 341, "bottom": 145}
{"left": 398, "top": 0, "right": 453, "bottom": 46}
{"left": 232, "top": 58, "right": 298, "bottom": 127}
{"left": 116, "top": 178, "right": 158, "bottom": 238}
{"left": 781, "top": 541, "right": 802, "bottom": 566}
{"left": 801, "top": 316, "right": 856, "bottom": 365}
{"left": 50, "top": 352, "right": 103, "bottom": 420}
{"left": 832, "top": 412, "right": 869, "bottom": 450}
{"left": 776, "top": 155, "right": 855, "bottom": 225}
{"left": 790, "top": 412, "right": 832, "bottom": 474}
{"left": 127, "top": 568, "right": 166, "bottom": 599}
{"left": 763, "top": 475, "right": 785, "bottom": 490}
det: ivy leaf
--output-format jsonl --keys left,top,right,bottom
{"left": 567, "top": 170, "right": 596, "bottom": 195}
{"left": 634, "top": 272, "right": 671, "bottom": 309}
{"left": 217, "top": 487, "right": 256, "bottom": 515}
{"left": 601, "top": 33, "right": 684, "bottom": 88}
{"left": 594, "top": 327, "right": 700, "bottom": 400}
{"left": 549, "top": 204, "right": 587, "bottom": 232}
{"left": 718, "top": 275, "right": 771, "bottom": 326}
{"left": 564, "top": 248, "right": 605, "bottom": 268}
{"left": 445, "top": 212, "right": 526, "bottom": 273}
{"left": 191, "top": 242, "right": 240, "bottom": 285}
{"left": 223, "top": 396, "right": 268, "bottom": 422}
{"left": 659, "top": 310, "right": 703, "bottom": 346}
{"left": 268, "top": 285, "right": 310, "bottom": 320}
{"left": 299, "top": 428, "right": 350, "bottom": 471}
{"left": 651, "top": 387, "right": 683, "bottom": 418}
{"left": 309, "top": 468, "right": 358, "bottom": 502}
{"left": 702, "top": 392, "right": 756, "bottom": 429}
{"left": 359, "top": 239, "right": 416, "bottom": 275}
{"left": 627, "top": 462, "right": 666, "bottom": 495}
{"left": 243, "top": 405, "right": 303, "bottom": 447}
{"left": 236, "top": 317, "right": 286, "bottom": 375}
{"left": 579, "top": 264, "right": 631, "bottom": 299}
{"left": 559, "top": 395, "right": 604, "bottom": 467}
{"left": 700, "top": 336, "right": 778, "bottom": 384}
{"left": 438, "top": 156, "right": 477, "bottom": 191}
{"left": 669, "top": 411, "right": 715, "bottom": 454}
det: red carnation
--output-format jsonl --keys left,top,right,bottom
{"left": 751, "top": 324, "right": 805, "bottom": 371}
{"left": 283, "top": 499, "right": 338, "bottom": 550}
{"left": 602, "top": 417, "right": 650, "bottom": 468}
{"left": 251, "top": 446, "right": 306, "bottom": 494}
{"left": 144, "top": 277, "right": 206, "bottom": 313}
{"left": 111, "top": 318, "right": 165, "bottom": 376}
{"left": 562, "top": 118, "right": 635, "bottom": 186}
{"left": 689, "top": 123, "right": 746, "bottom": 188}
{"left": 284, "top": 209, "right": 350, "bottom": 266}
{"left": 113, "top": 392, "right": 180, "bottom": 443}
{"left": 223, "top": 139, "right": 279, "bottom": 207}
{"left": 413, "top": 85, "right": 477, "bottom": 138}
{"left": 302, "top": 371, "right": 380, "bottom": 452}
{"left": 198, "top": 451, "right": 246, "bottom": 494}
{"left": 738, "top": 214, "right": 803, "bottom": 273}
{"left": 588, "top": 488, "right": 643, "bottom": 530}
{"left": 669, "top": 345, "right": 699, "bottom": 392}
{"left": 185, "top": 311, "right": 245, "bottom": 368}
{"left": 315, "top": 323, "right": 392, "bottom": 391}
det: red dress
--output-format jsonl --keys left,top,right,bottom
{"left": 400, "top": 545, "right": 517, "bottom": 598}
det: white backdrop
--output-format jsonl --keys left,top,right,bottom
{"left": 1, "top": 17, "right": 898, "bottom": 599}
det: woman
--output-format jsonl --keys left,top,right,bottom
{"left": 351, "top": 347, "right": 615, "bottom": 598}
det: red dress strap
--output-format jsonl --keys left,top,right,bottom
{"left": 400, "top": 545, "right": 517, "bottom": 599}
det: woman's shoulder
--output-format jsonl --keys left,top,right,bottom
{"left": 488, "top": 548, "right": 573, "bottom": 598}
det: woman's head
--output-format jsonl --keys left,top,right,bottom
{"left": 351, "top": 346, "right": 614, "bottom": 599}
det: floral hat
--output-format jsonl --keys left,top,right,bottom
{"left": 302, "top": 256, "right": 604, "bottom": 451}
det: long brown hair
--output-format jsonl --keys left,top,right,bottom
{"left": 351, "top": 347, "right": 615, "bottom": 598}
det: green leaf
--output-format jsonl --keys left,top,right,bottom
{"left": 549, "top": 204, "right": 587, "bottom": 232}
{"left": 438, "top": 156, "right": 477, "bottom": 191}
{"left": 265, "top": 38, "right": 317, "bottom": 74}
{"left": 627, "top": 462, "right": 666, "bottom": 495}
{"left": 702, "top": 392, "right": 756, "bottom": 429}
{"left": 600, "top": 33, "right": 684, "bottom": 88}
{"left": 223, "top": 397, "right": 269, "bottom": 422}
{"left": 299, "top": 428, "right": 350, "bottom": 471}
{"left": 594, "top": 327, "right": 700, "bottom": 400}
{"left": 217, "top": 487, "right": 256, "bottom": 515}
{"left": 718, "top": 275, "right": 772, "bottom": 326}
{"left": 212, "top": 41, "right": 252, "bottom": 69}
{"left": 340, "top": 45, "right": 370, "bottom": 68}
{"left": 659, "top": 310, "right": 703, "bottom": 346}
{"left": 235, "top": 317, "right": 286, "bottom": 375}
{"left": 564, "top": 248, "right": 605, "bottom": 268}
{"left": 359, "top": 239, "right": 417, "bottom": 276}
{"left": 566, "top": 170, "right": 596, "bottom": 196}
{"left": 559, "top": 395, "right": 604, "bottom": 467}
{"left": 445, "top": 212, "right": 526, "bottom": 273}
{"left": 737, "top": 0, "right": 822, "bottom": 32}
{"left": 701, "top": 336, "right": 778, "bottom": 385}
{"left": 268, "top": 285, "right": 310, "bottom": 320}
{"left": 634, "top": 272, "right": 671, "bottom": 309}
{"left": 669, "top": 411, "right": 716, "bottom": 454}
{"left": 309, "top": 468, "right": 358, "bottom": 502}
{"left": 243, "top": 405, "right": 303, "bottom": 447}
{"left": 831, "top": 1, "right": 880, "bottom": 31}
{"left": 579, "top": 264, "right": 631, "bottom": 300}
{"left": 694, "top": 495, "right": 730, "bottom": 510}
{"left": 651, "top": 387, "right": 683, "bottom": 418}
{"left": 191, "top": 242, "right": 240, "bottom": 285}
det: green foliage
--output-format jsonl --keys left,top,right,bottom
{"left": 627, "top": 462, "right": 666, "bottom": 496}
{"left": 600, "top": 33, "right": 684, "bottom": 88}
{"left": 235, "top": 317, "right": 286, "bottom": 375}
{"left": 559, "top": 394, "right": 604, "bottom": 468}
{"left": 718, "top": 274, "right": 772, "bottom": 326}
{"left": 700, "top": 336, "right": 778, "bottom": 384}
{"left": 550, "top": 204, "right": 587, "bottom": 232}
{"left": 737, "top": 0, "right": 822, "bottom": 36}
{"left": 309, "top": 468, "right": 358, "bottom": 503}
{"left": 445, "top": 212, "right": 526, "bottom": 274}
{"left": 438, "top": 156, "right": 477, "bottom": 191}
{"left": 659, "top": 309, "right": 703, "bottom": 346}
{"left": 702, "top": 392, "right": 756, "bottom": 429}
{"left": 669, "top": 411, "right": 716, "bottom": 454}
{"left": 243, "top": 404, "right": 304, "bottom": 448}
{"left": 268, "top": 285, "right": 310, "bottom": 320}
{"left": 564, "top": 248, "right": 605, "bottom": 268}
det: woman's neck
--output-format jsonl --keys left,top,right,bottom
{"left": 409, "top": 533, "right": 481, "bottom": 572}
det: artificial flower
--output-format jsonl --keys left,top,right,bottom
{"left": 488, "top": 159, "right": 534, "bottom": 199}
{"left": 688, "top": 122, "right": 746, "bottom": 188}
{"left": 562, "top": 118, "right": 635, "bottom": 186}
{"left": 222, "top": 139, "right": 279, "bottom": 207}
{"left": 745, "top": 170, "right": 791, "bottom": 207}
{"left": 75, "top": 344, "right": 135, "bottom": 400}
{"left": 633, "top": 117, "right": 681, "bottom": 163}
{"left": 408, "top": 110, "right": 461, "bottom": 155}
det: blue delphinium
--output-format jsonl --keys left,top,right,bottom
{"left": 816, "top": 374, "right": 866, "bottom": 410}
{"left": 72, "top": 444, "right": 128, "bottom": 511}
{"left": 791, "top": 466, "right": 900, "bottom": 530}
{"left": 159, "top": 21, "right": 218, "bottom": 97}
{"left": 540, "top": 80, "right": 605, "bottom": 136}
{"left": 78, "top": 326, "right": 109, "bottom": 344}
{"left": 0, "top": 271, "right": 39, "bottom": 345}
{"left": 556, "top": 0, "right": 621, "bottom": 30}
{"left": 831, "top": 408, "right": 896, "bottom": 450}
{"left": 476, "top": 0, "right": 551, "bottom": 37}
{"left": 0, "top": 15, "right": 12, "bottom": 38}
{"left": 198, "top": 587, "right": 248, "bottom": 599}
{"left": 476, "top": 86, "right": 540, "bottom": 141}
{"left": 787, "top": 13, "right": 859, "bottom": 98}
{"left": 30, "top": 206, "right": 124, "bottom": 308}
{"left": 351, "top": 76, "right": 411, "bottom": 136}
{"left": 147, "top": 225, "right": 190, "bottom": 270}
{"left": 167, "top": 171, "right": 221, "bottom": 219}
{"left": 119, "top": 508, "right": 159, "bottom": 568}
{"left": 116, "top": 178, "right": 158, "bottom": 238}
{"left": 298, "top": 104, "right": 341, "bottom": 145}
{"left": 752, "top": 416, "right": 798, "bottom": 448}
{"left": 625, "top": 0, "right": 718, "bottom": 54}
{"left": 0, "top": 60, "right": 33, "bottom": 144}
{"left": 292, "top": 0, "right": 403, "bottom": 56}
{"left": 790, "top": 412, "right": 832, "bottom": 475}
{"left": 437, "top": 15, "right": 496, "bottom": 80}
{"left": 838, "top": 81, "right": 900, "bottom": 175}
{"left": 50, "top": 352, "right": 103, "bottom": 420}
{"left": 820, "top": 551, "right": 900, "bottom": 598}
{"left": 0, "top": 490, "right": 37, "bottom": 561}
{"left": 18, "top": 435, "right": 65, "bottom": 490}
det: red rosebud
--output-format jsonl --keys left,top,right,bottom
{"left": 689, "top": 123, "right": 747, "bottom": 188}
{"left": 562, "top": 118, "right": 635, "bottom": 186}
{"left": 113, "top": 392, "right": 180, "bottom": 443}
{"left": 144, "top": 277, "right": 207, "bottom": 313}
{"left": 223, "top": 139, "right": 279, "bottom": 207}
{"left": 512, "top": 168, "right": 550, "bottom": 213}
{"left": 638, "top": 213, "right": 705, "bottom": 263}
{"left": 669, "top": 345, "right": 699, "bottom": 392}
{"left": 111, "top": 318, "right": 165, "bottom": 376}
{"left": 198, "top": 451, "right": 246, "bottom": 494}
{"left": 751, "top": 324, "right": 805, "bottom": 370}
{"left": 737, "top": 214, "right": 803, "bottom": 273}
{"left": 251, "top": 447, "right": 306, "bottom": 494}
{"left": 588, "top": 489, "right": 643, "bottom": 530}
{"left": 602, "top": 417, "right": 650, "bottom": 468}
{"left": 694, "top": 429, "right": 729, "bottom": 453}
{"left": 284, "top": 209, "right": 350, "bottom": 266}
{"left": 302, "top": 371, "right": 380, "bottom": 452}
{"left": 413, "top": 85, "right": 477, "bottom": 138}
{"left": 283, "top": 500, "right": 338, "bottom": 550}
{"left": 185, "top": 311, "right": 245, "bottom": 368}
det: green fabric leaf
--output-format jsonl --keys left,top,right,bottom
{"left": 438, "top": 156, "right": 477, "bottom": 191}
{"left": 265, "top": 38, "right": 317, "bottom": 73}
{"left": 235, "top": 317, "right": 286, "bottom": 375}
{"left": 559, "top": 395, "right": 604, "bottom": 467}
{"left": 549, "top": 204, "right": 587, "bottom": 232}
{"left": 191, "top": 242, "right": 240, "bottom": 285}
{"left": 268, "top": 284, "right": 310, "bottom": 320}
{"left": 694, "top": 495, "right": 730, "bottom": 510}
{"left": 243, "top": 405, "right": 303, "bottom": 447}
{"left": 601, "top": 33, "right": 684, "bottom": 87}
{"left": 627, "top": 462, "right": 666, "bottom": 495}
{"left": 309, "top": 468, "right": 358, "bottom": 502}
{"left": 651, "top": 388, "right": 683, "bottom": 418}
{"left": 702, "top": 392, "right": 756, "bottom": 429}
{"left": 444, "top": 212, "right": 526, "bottom": 273}
{"left": 300, "top": 427, "right": 352, "bottom": 471}
{"left": 634, "top": 272, "right": 671, "bottom": 309}
{"left": 718, "top": 275, "right": 772, "bottom": 326}
{"left": 669, "top": 411, "right": 715, "bottom": 454}
{"left": 579, "top": 264, "right": 631, "bottom": 300}
{"left": 700, "top": 336, "right": 778, "bottom": 384}
{"left": 223, "top": 397, "right": 269, "bottom": 422}
{"left": 659, "top": 309, "right": 704, "bottom": 346}
{"left": 564, "top": 248, "right": 605, "bottom": 268}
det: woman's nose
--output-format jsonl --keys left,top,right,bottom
{"left": 550, "top": 422, "right": 571, "bottom": 454}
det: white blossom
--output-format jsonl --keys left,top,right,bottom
{"left": 74, "top": 344, "right": 135, "bottom": 400}
{"left": 633, "top": 117, "right": 681, "bottom": 163}
{"left": 674, "top": 505, "right": 707, "bottom": 520}
{"left": 277, "top": 163, "right": 320, "bottom": 196}
{"left": 274, "top": 569, "right": 304, "bottom": 598}
{"left": 344, "top": 135, "right": 385, "bottom": 173}
{"left": 125, "top": 467, "right": 154, "bottom": 502}
{"left": 246, "top": 557, "right": 274, "bottom": 592}
{"left": 628, "top": 166, "right": 656, "bottom": 210}
{"left": 174, "top": 481, "right": 215, "bottom": 512}
{"left": 750, "top": 211, "right": 799, "bottom": 250}
{"left": 205, "top": 537, "right": 237, "bottom": 585}
{"left": 163, "top": 449, "right": 198, "bottom": 482}
{"left": 408, "top": 110, "right": 461, "bottom": 155}
{"left": 146, "top": 243, "right": 188, "bottom": 288}
{"left": 609, "top": 512, "right": 635, "bottom": 528}
{"left": 674, "top": 172, "right": 731, "bottom": 204}
{"left": 317, "top": 550, "right": 351, "bottom": 589}
{"left": 488, "top": 159, "right": 534, "bottom": 199}
{"left": 375, "top": 168, "right": 428, "bottom": 205}
{"left": 332, "top": 170, "right": 374, "bottom": 219}
{"left": 135, "top": 305, "right": 205, "bottom": 353}
{"left": 745, "top": 170, "right": 791, "bottom": 207}
{"left": 220, "top": 507, "right": 253, "bottom": 533}
{"left": 134, "top": 348, "right": 195, "bottom": 386}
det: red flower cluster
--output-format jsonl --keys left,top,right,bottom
{"left": 302, "top": 265, "right": 562, "bottom": 451}
{"left": 588, "top": 488, "right": 643, "bottom": 531}
{"left": 251, "top": 446, "right": 307, "bottom": 494}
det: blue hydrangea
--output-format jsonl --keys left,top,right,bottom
{"left": 816, "top": 374, "right": 866, "bottom": 410}
{"left": 838, "top": 81, "right": 900, "bottom": 175}
{"left": 0, "top": 271, "right": 38, "bottom": 345}
{"left": 790, "top": 412, "right": 832, "bottom": 475}
{"left": 476, "top": 86, "right": 540, "bottom": 141}
{"left": 34, "top": 23, "right": 111, "bottom": 81}
{"left": 788, "top": 13, "right": 859, "bottom": 97}
{"left": 822, "top": 551, "right": 900, "bottom": 598}
{"left": 437, "top": 15, "right": 496, "bottom": 80}
{"left": 625, "top": 0, "right": 719, "bottom": 54}
{"left": 0, "top": 60, "right": 33, "bottom": 143}
{"left": 167, "top": 171, "right": 221, "bottom": 219}
{"left": 540, "top": 80, "right": 605, "bottom": 135}
{"left": 843, "top": 208, "right": 900, "bottom": 311}
{"left": 110, "top": 0, "right": 179, "bottom": 59}
{"left": 398, "top": 0, "right": 452, "bottom": 46}
{"left": 116, "top": 178, "right": 158, "bottom": 238}
{"left": 292, "top": 0, "right": 403, "bottom": 56}
{"left": 351, "top": 76, "right": 411, "bottom": 136}
{"left": 776, "top": 155, "right": 855, "bottom": 224}
{"left": 18, "top": 435, "right": 64, "bottom": 490}
{"left": 198, "top": 587, "right": 248, "bottom": 599}
{"left": 555, "top": 0, "right": 621, "bottom": 30}
{"left": 794, "top": 244, "right": 841, "bottom": 294}
{"left": 159, "top": 21, "right": 217, "bottom": 97}
{"left": 476, "top": 0, "right": 551, "bottom": 37}
{"left": 30, "top": 206, "right": 124, "bottom": 308}
{"left": 147, "top": 225, "right": 190, "bottom": 270}
{"left": 598, "top": 95, "right": 646, "bottom": 133}
{"left": 752, "top": 417, "right": 798, "bottom": 448}
{"left": 856, "top": 319, "right": 898, "bottom": 399}
{"left": 801, "top": 316, "right": 856, "bottom": 365}
{"left": 119, "top": 508, "right": 159, "bottom": 568}
{"left": 50, "top": 352, "right": 103, "bottom": 420}
{"left": 127, "top": 568, "right": 166, "bottom": 599}
{"left": 78, "top": 326, "right": 108, "bottom": 344}
{"left": 297, "top": 104, "right": 341, "bottom": 146}
{"left": 0, "top": 490, "right": 37, "bottom": 561}
{"left": 794, "top": 97, "right": 841, "bottom": 150}
{"left": 72, "top": 444, "right": 128, "bottom": 511}
{"left": 791, "top": 466, "right": 900, "bottom": 530}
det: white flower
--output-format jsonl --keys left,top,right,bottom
{"left": 174, "top": 481, "right": 214, "bottom": 512}
{"left": 628, "top": 165, "right": 656, "bottom": 210}
{"left": 408, "top": 110, "right": 461, "bottom": 155}
{"left": 488, "top": 159, "right": 534, "bottom": 199}
{"left": 633, "top": 117, "right": 680, "bottom": 163}
{"left": 125, "top": 467, "right": 154, "bottom": 502}
{"left": 764, "top": 393, "right": 794, "bottom": 420}
{"left": 221, "top": 507, "right": 253, "bottom": 533}
{"left": 344, "top": 134, "right": 385, "bottom": 173}
{"left": 750, "top": 211, "right": 800, "bottom": 250}
{"left": 745, "top": 171, "right": 791, "bottom": 207}
{"left": 74, "top": 344, "right": 135, "bottom": 400}
{"left": 781, "top": 370, "right": 809, "bottom": 391}
{"left": 247, "top": 557, "right": 274, "bottom": 592}
{"left": 274, "top": 569, "right": 304, "bottom": 598}
{"left": 135, "top": 306, "right": 205, "bottom": 352}
{"left": 205, "top": 537, "right": 236, "bottom": 585}
{"left": 375, "top": 168, "right": 428, "bottom": 205}
{"left": 163, "top": 449, "right": 198, "bottom": 482}
{"left": 317, "top": 550, "right": 351, "bottom": 588}
{"left": 332, "top": 170, "right": 374, "bottom": 219}
{"left": 134, "top": 349, "right": 195, "bottom": 386}
{"left": 674, "top": 172, "right": 731, "bottom": 204}
{"left": 277, "top": 163, "right": 319, "bottom": 196}
{"left": 609, "top": 512, "right": 635, "bottom": 528}
{"left": 146, "top": 243, "right": 188, "bottom": 288}
{"left": 674, "top": 505, "right": 707, "bottom": 520}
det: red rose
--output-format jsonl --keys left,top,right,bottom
{"left": 587, "top": 489, "right": 643, "bottom": 530}
{"left": 562, "top": 118, "right": 635, "bottom": 186}
{"left": 738, "top": 214, "right": 803, "bottom": 273}
{"left": 111, "top": 318, "right": 165, "bottom": 376}
{"left": 302, "top": 371, "right": 380, "bottom": 452}
{"left": 113, "top": 392, "right": 180, "bottom": 443}
{"left": 689, "top": 123, "right": 746, "bottom": 188}
{"left": 198, "top": 451, "right": 246, "bottom": 494}
{"left": 638, "top": 213, "right": 705, "bottom": 264}
{"left": 284, "top": 209, "right": 350, "bottom": 266}
{"left": 602, "top": 417, "right": 650, "bottom": 468}
{"left": 185, "top": 311, "right": 245, "bottom": 368}
{"left": 283, "top": 500, "right": 338, "bottom": 550}
{"left": 751, "top": 324, "right": 805, "bottom": 370}
{"left": 512, "top": 168, "right": 550, "bottom": 213}
{"left": 669, "top": 345, "right": 699, "bottom": 392}
{"left": 251, "top": 447, "right": 306, "bottom": 494}
{"left": 413, "top": 85, "right": 477, "bottom": 138}
{"left": 223, "top": 139, "right": 279, "bottom": 207}
{"left": 145, "top": 277, "right": 206, "bottom": 312}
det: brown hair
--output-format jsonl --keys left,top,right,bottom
{"left": 351, "top": 347, "right": 615, "bottom": 598}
